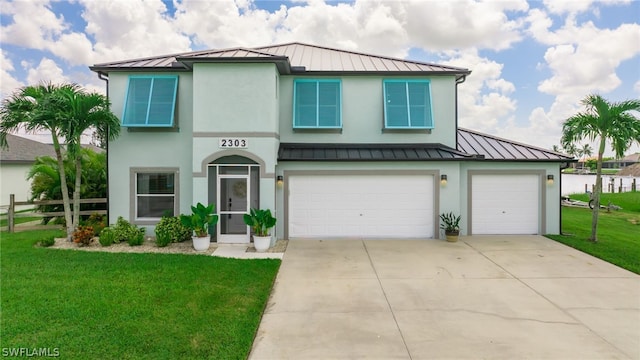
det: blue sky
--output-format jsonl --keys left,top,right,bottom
{"left": 1, "top": 0, "right": 639, "bottom": 155}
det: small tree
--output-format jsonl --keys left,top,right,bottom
{"left": 561, "top": 94, "right": 640, "bottom": 242}
{"left": 1, "top": 82, "right": 119, "bottom": 240}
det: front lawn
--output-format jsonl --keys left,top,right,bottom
{"left": 0, "top": 230, "right": 281, "bottom": 359}
{"left": 547, "top": 192, "right": 640, "bottom": 274}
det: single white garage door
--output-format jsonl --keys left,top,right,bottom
{"left": 288, "top": 175, "right": 434, "bottom": 239}
{"left": 471, "top": 174, "right": 540, "bottom": 234}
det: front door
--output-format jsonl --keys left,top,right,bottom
{"left": 217, "top": 166, "right": 250, "bottom": 243}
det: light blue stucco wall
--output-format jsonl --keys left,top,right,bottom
{"left": 107, "top": 71, "right": 194, "bottom": 234}
{"left": 278, "top": 76, "right": 457, "bottom": 147}
{"left": 192, "top": 63, "right": 279, "bottom": 133}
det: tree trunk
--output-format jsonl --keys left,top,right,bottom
{"left": 590, "top": 136, "right": 606, "bottom": 242}
{"left": 51, "top": 134, "right": 74, "bottom": 241}
{"left": 73, "top": 155, "right": 82, "bottom": 233}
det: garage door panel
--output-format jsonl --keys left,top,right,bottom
{"left": 289, "top": 175, "right": 434, "bottom": 239}
{"left": 472, "top": 174, "right": 540, "bottom": 235}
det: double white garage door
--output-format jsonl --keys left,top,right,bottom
{"left": 288, "top": 175, "right": 435, "bottom": 239}
{"left": 287, "top": 173, "right": 541, "bottom": 239}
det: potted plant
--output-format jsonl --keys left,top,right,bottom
{"left": 440, "top": 212, "right": 461, "bottom": 242}
{"left": 180, "top": 203, "right": 219, "bottom": 251}
{"left": 243, "top": 208, "right": 277, "bottom": 252}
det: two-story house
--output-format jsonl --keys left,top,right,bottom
{"left": 90, "top": 42, "right": 571, "bottom": 244}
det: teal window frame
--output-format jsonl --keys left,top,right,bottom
{"left": 122, "top": 75, "right": 178, "bottom": 127}
{"left": 383, "top": 80, "right": 433, "bottom": 129}
{"left": 293, "top": 79, "right": 342, "bottom": 129}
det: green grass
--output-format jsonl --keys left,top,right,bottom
{"left": 1, "top": 230, "right": 281, "bottom": 359}
{"left": 547, "top": 192, "right": 640, "bottom": 274}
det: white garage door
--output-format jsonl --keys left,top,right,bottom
{"left": 288, "top": 175, "right": 434, "bottom": 239}
{"left": 471, "top": 174, "right": 540, "bottom": 234}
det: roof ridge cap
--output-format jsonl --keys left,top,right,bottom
{"left": 254, "top": 42, "right": 470, "bottom": 73}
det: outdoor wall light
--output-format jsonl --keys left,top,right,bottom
{"left": 277, "top": 175, "right": 284, "bottom": 187}
{"left": 547, "top": 174, "right": 554, "bottom": 185}
{"left": 440, "top": 174, "right": 448, "bottom": 186}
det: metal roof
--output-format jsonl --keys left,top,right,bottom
{"left": 91, "top": 42, "right": 470, "bottom": 77}
{"left": 457, "top": 128, "right": 574, "bottom": 162}
{"left": 0, "top": 134, "right": 56, "bottom": 164}
{"left": 278, "top": 143, "right": 474, "bottom": 161}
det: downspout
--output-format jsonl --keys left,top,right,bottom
{"left": 455, "top": 75, "right": 467, "bottom": 151}
{"left": 559, "top": 161, "right": 571, "bottom": 235}
{"left": 97, "top": 71, "right": 110, "bottom": 225}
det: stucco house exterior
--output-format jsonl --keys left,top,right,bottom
{"left": 0, "top": 134, "right": 56, "bottom": 211}
{"left": 90, "top": 42, "right": 572, "bottom": 243}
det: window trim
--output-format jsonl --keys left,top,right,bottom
{"left": 383, "top": 79, "right": 434, "bottom": 129}
{"left": 122, "top": 75, "right": 178, "bottom": 128}
{"left": 129, "top": 167, "right": 180, "bottom": 225}
{"left": 293, "top": 79, "right": 342, "bottom": 129}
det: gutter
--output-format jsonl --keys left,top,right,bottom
{"left": 97, "top": 71, "right": 110, "bottom": 225}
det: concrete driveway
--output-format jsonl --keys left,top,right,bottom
{"left": 249, "top": 236, "right": 639, "bottom": 359}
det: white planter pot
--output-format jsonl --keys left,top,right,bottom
{"left": 253, "top": 235, "right": 271, "bottom": 253}
{"left": 192, "top": 236, "right": 210, "bottom": 251}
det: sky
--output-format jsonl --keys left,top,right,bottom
{"left": 1, "top": 0, "right": 639, "bottom": 157}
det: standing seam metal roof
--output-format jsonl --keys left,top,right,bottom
{"left": 457, "top": 128, "right": 574, "bottom": 161}
{"left": 90, "top": 42, "right": 470, "bottom": 76}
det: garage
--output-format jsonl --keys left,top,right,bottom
{"left": 471, "top": 174, "right": 540, "bottom": 234}
{"left": 287, "top": 174, "right": 435, "bottom": 239}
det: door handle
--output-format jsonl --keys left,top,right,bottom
{"left": 228, "top": 198, "right": 232, "bottom": 218}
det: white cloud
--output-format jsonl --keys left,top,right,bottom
{"left": 444, "top": 50, "right": 517, "bottom": 132}
{"left": 25, "top": 58, "right": 68, "bottom": 85}
{"left": 0, "top": 50, "right": 24, "bottom": 100}
{"left": 404, "top": 0, "right": 529, "bottom": 51}
{"left": 173, "top": 0, "right": 287, "bottom": 49}
{"left": 82, "top": 0, "right": 192, "bottom": 63}
{"left": 0, "top": 0, "right": 67, "bottom": 49}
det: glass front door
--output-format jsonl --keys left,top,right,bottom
{"left": 217, "top": 167, "right": 250, "bottom": 243}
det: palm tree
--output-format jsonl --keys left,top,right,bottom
{"left": 52, "top": 85, "right": 119, "bottom": 230}
{"left": 1, "top": 82, "right": 119, "bottom": 240}
{"left": 1, "top": 83, "right": 75, "bottom": 238}
{"left": 551, "top": 145, "right": 563, "bottom": 153}
{"left": 561, "top": 94, "right": 640, "bottom": 242}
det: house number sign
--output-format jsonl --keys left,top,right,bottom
{"left": 219, "top": 138, "right": 248, "bottom": 148}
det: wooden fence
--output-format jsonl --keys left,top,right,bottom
{"left": 5, "top": 194, "right": 106, "bottom": 233}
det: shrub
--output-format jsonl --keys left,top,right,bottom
{"left": 73, "top": 226, "right": 94, "bottom": 246}
{"left": 84, "top": 213, "right": 107, "bottom": 236}
{"left": 155, "top": 216, "right": 192, "bottom": 247}
{"left": 127, "top": 229, "right": 145, "bottom": 246}
{"left": 38, "top": 236, "right": 56, "bottom": 247}
{"left": 98, "top": 227, "right": 115, "bottom": 246}
{"left": 111, "top": 217, "right": 144, "bottom": 244}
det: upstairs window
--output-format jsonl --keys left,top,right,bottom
{"left": 293, "top": 79, "right": 341, "bottom": 128}
{"left": 122, "top": 76, "right": 178, "bottom": 127}
{"left": 383, "top": 80, "right": 433, "bottom": 129}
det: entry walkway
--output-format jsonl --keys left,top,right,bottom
{"left": 249, "top": 236, "right": 639, "bottom": 359}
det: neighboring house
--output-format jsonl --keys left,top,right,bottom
{"left": 603, "top": 153, "right": 639, "bottom": 169}
{"left": 90, "top": 42, "right": 573, "bottom": 242}
{"left": 0, "top": 134, "right": 56, "bottom": 211}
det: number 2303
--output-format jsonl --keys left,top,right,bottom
{"left": 220, "top": 139, "right": 247, "bottom": 148}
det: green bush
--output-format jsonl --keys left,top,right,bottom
{"left": 155, "top": 216, "right": 192, "bottom": 247}
{"left": 127, "top": 230, "right": 145, "bottom": 246}
{"left": 111, "top": 217, "right": 145, "bottom": 244}
{"left": 38, "top": 236, "right": 56, "bottom": 247}
{"left": 98, "top": 227, "right": 115, "bottom": 246}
